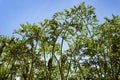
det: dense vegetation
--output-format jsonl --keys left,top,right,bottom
{"left": 0, "top": 2, "right": 120, "bottom": 80}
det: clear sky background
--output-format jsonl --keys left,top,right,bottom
{"left": 0, "top": 0, "right": 120, "bottom": 36}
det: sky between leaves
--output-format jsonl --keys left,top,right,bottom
{"left": 0, "top": 0, "right": 120, "bottom": 36}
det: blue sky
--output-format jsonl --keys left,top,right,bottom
{"left": 0, "top": 0, "right": 120, "bottom": 36}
